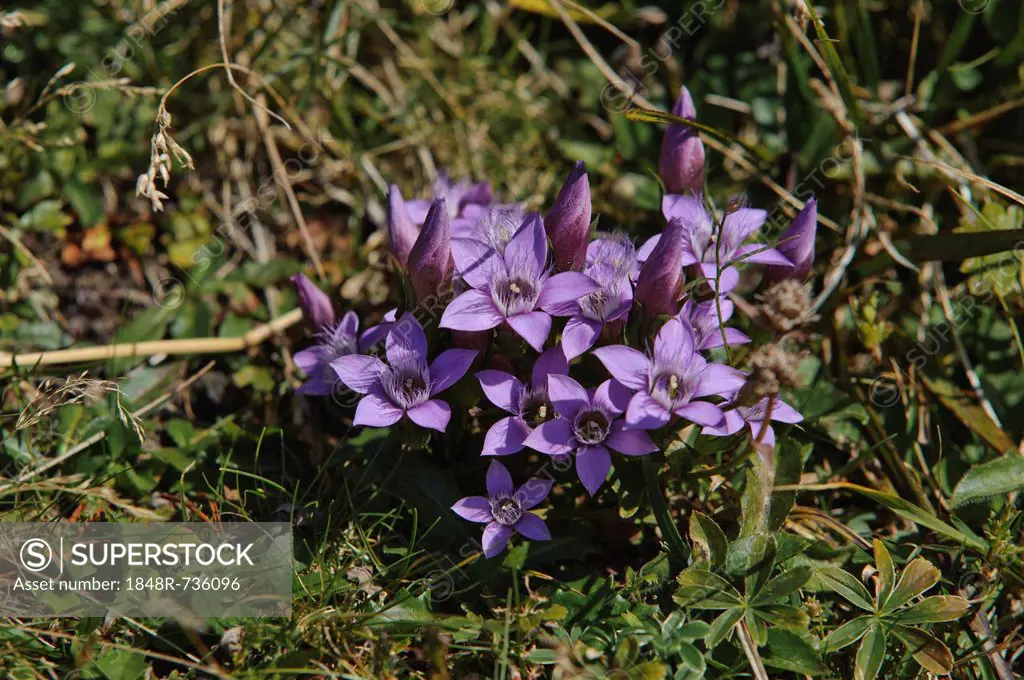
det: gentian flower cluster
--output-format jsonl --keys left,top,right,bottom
{"left": 290, "top": 86, "right": 818, "bottom": 558}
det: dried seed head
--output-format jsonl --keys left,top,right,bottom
{"left": 758, "top": 279, "right": 814, "bottom": 332}
{"left": 737, "top": 344, "right": 804, "bottom": 404}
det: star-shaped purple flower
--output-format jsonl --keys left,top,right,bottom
{"left": 331, "top": 314, "right": 476, "bottom": 431}
{"left": 593, "top": 318, "right": 747, "bottom": 430}
{"left": 703, "top": 396, "right": 803, "bottom": 449}
{"left": 554, "top": 262, "right": 633, "bottom": 360}
{"left": 476, "top": 347, "right": 569, "bottom": 456}
{"left": 451, "top": 460, "right": 552, "bottom": 559}
{"left": 441, "top": 214, "right": 599, "bottom": 351}
{"left": 293, "top": 307, "right": 398, "bottom": 396}
{"left": 524, "top": 376, "right": 657, "bottom": 496}
{"left": 678, "top": 299, "right": 750, "bottom": 351}
{"left": 586, "top": 234, "right": 640, "bottom": 282}
{"left": 638, "top": 196, "right": 791, "bottom": 292}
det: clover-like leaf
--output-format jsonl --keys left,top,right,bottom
{"left": 880, "top": 558, "right": 940, "bottom": 615}
{"left": 817, "top": 567, "right": 875, "bottom": 611}
{"left": 752, "top": 565, "right": 812, "bottom": 606}
{"left": 674, "top": 569, "right": 744, "bottom": 610}
{"left": 891, "top": 624, "right": 954, "bottom": 675}
{"left": 824, "top": 615, "right": 872, "bottom": 652}
{"left": 893, "top": 595, "right": 971, "bottom": 625}
{"left": 854, "top": 623, "right": 887, "bottom": 680}
{"left": 872, "top": 539, "right": 895, "bottom": 610}
{"left": 689, "top": 511, "right": 728, "bottom": 570}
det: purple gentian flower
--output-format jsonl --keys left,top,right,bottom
{"left": 658, "top": 86, "right": 705, "bottom": 195}
{"left": 703, "top": 396, "right": 803, "bottom": 449}
{"left": 451, "top": 460, "right": 552, "bottom": 558}
{"left": 291, "top": 273, "right": 335, "bottom": 331}
{"left": 544, "top": 161, "right": 591, "bottom": 272}
{"left": 476, "top": 347, "right": 569, "bottom": 455}
{"left": 639, "top": 196, "right": 791, "bottom": 293}
{"left": 554, "top": 263, "right": 632, "bottom": 360}
{"left": 678, "top": 299, "right": 750, "bottom": 350}
{"left": 293, "top": 309, "right": 398, "bottom": 396}
{"left": 524, "top": 376, "right": 657, "bottom": 496}
{"left": 593, "top": 318, "right": 746, "bottom": 430}
{"left": 408, "top": 198, "right": 454, "bottom": 302}
{"left": 331, "top": 314, "right": 476, "bottom": 431}
{"left": 765, "top": 197, "right": 818, "bottom": 282}
{"left": 442, "top": 214, "right": 599, "bottom": 351}
{"left": 634, "top": 217, "right": 686, "bottom": 319}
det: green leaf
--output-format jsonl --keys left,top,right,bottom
{"left": 755, "top": 604, "right": 810, "bottom": 630}
{"left": 882, "top": 558, "right": 940, "bottom": 615}
{"left": 677, "top": 642, "right": 705, "bottom": 674}
{"left": 674, "top": 570, "right": 744, "bottom": 610}
{"left": 816, "top": 568, "right": 874, "bottom": 611}
{"left": 705, "top": 608, "right": 744, "bottom": 649}
{"left": 91, "top": 650, "right": 148, "bottom": 680}
{"left": 873, "top": 540, "right": 895, "bottom": 610}
{"left": 952, "top": 456, "right": 1024, "bottom": 507}
{"left": 891, "top": 625, "right": 954, "bottom": 675}
{"left": 824, "top": 616, "right": 872, "bottom": 652}
{"left": 753, "top": 566, "right": 812, "bottom": 605}
{"left": 763, "top": 628, "right": 824, "bottom": 676}
{"left": 768, "top": 439, "right": 809, "bottom": 531}
{"left": 854, "top": 624, "right": 887, "bottom": 680}
{"left": 923, "top": 376, "right": 1015, "bottom": 456}
{"left": 892, "top": 595, "right": 970, "bottom": 625}
{"left": 689, "top": 511, "right": 728, "bottom": 570}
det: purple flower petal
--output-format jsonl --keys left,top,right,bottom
{"left": 769, "top": 399, "right": 804, "bottom": 424}
{"left": 513, "top": 513, "right": 551, "bottom": 541}
{"left": 721, "top": 208, "right": 768, "bottom": 254}
{"left": 547, "top": 374, "right": 589, "bottom": 419}
{"left": 654, "top": 317, "right": 696, "bottom": 367}
{"left": 503, "top": 213, "right": 547, "bottom": 282}
{"left": 294, "top": 345, "right": 331, "bottom": 374}
{"left": 703, "top": 408, "right": 746, "bottom": 437}
{"left": 353, "top": 393, "right": 404, "bottom": 427}
{"left": 661, "top": 194, "right": 709, "bottom": 228}
{"left": 694, "top": 364, "right": 747, "bottom": 398}
{"left": 606, "top": 422, "right": 658, "bottom": 455}
{"left": 506, "top": 311, "right": 551, "bottom": 352}
{"left": 523, "top": 418, "right": 575, "bottom": 455}
{"left": 486, "top": 459, "right": 515, "bottom": 497}
{"left": 331, "top": 354, "right": 386, "bottom": 394}
{"left": 451, "top": 496, "right": 493, "bottom": 523}
{"left": 734, "top": 243, "right": 792, "bottom": 267}
{"left": 515, "top": 478, "right": 553, "bottom": 509}
{"left": 576, "top": 445, "right": 612, "bottom": 496}
{"left": 482, "top": 522, "right": 514, "bottom": 558}
{"left": 749, "top": 423, "right": 776, "bottom": 449}
{"left": 673, "top": 401, "right": 725, "bottom": 427}
{"left": 537, "top": 272, "right": 600, "bottom": 312}
{"left": 625, "top": 392, "right": 672, "bottom": 429}
{"left": 387, "top": 184, "right": 419, "bottom": 267}
{"left": 291, "top": 273, "right": 336, "bottom": 330}
{"left": 476, "top": 370, "right": 524, "bottom": 413}
{"left": 592, "top": 346, "right": 650, "bottom": 391}
{"left": 359, "top": 308, "right": 398, "bottom": 351}
{"left": 766, "top": 197, "right": 817, "bottom": 282}
{"left": 406, "top": 399, "right": 451, "bottom": 432}
{"left": 482, "top": 416, "right": 531, "bottom": 456}
{"left": 428, "top": 349, "right": 477, "bottom": 395}
{"left": 592, "top": 380, "right": 625, "bottom": 416}
{"left": 452, "top": 237, "right": 502, "bottom": 289}
{"left": 634, "top": 217, "right": 686, "bottom": 318}
{"left": 386, "top": 313, "right": 428, "bottom": 367}
{"left": 703, "top": 327, "right": 751, "bottom": 349}
{"left": 531, "top": 346, "right": 569, "bottom": 385}
{"left": 561, "top": 316, "right": 602, "bottom": 360}
{"left": 441, "top": 289, "right": 504, "bottom": 331}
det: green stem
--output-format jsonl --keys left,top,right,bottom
{"left": 642, "top": 455, "right": 690, "bottom": 567}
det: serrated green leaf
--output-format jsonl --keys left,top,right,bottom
{"left": 882, "top": 558, "right": 940, "bottom": 615}
{"left": 816, "top": 567, "right": 874, "bottom": 611}
{"left": 952, "top": 456, "right": 1024, "bottom": 507}
{"left": 854, "top": 624, "right": 887, "bottom": 680}
{"left": 893, "top": 595, "right": 971, "bottom": 625}
{"left": 824, "top": 616, "right": 872, "bottom": 652}
{"left": 891, "top": 624, "right": 954, "bottom": 675}
{"left": 674, "top": 570, "right": 744, "bottom": 610}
